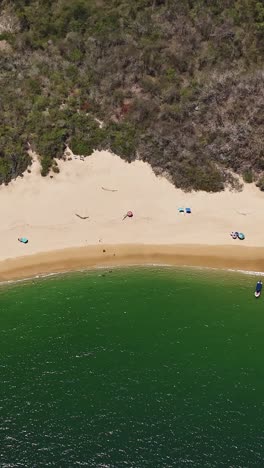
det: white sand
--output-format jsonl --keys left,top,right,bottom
{"left": 0, "top": 149, "right": 263, "bottom": 263}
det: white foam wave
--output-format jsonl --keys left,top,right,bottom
{"left": 227, "top": 269, "right": 264, "bottom": 276}
{"left": 0, "top": 263, "right": 263, "bottom": 288}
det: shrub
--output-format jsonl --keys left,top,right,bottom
{"left": 0, "top": 0, "right": 262, "bottom": 192}
{"left": 256, "top": 176, "right": 264, "bottom": 191}
{"left": 106, "top": 123, "right": 138, "bottom": 162}
{"left": 242, "top": 169, "right": 253, "bottom": 183}
{"left": 70, "top": 139, "right": 94, "bottom": 156}
{"left": 52, "top": 161, "right": 60, "bottom": 173}
{"left": 41, "top": 156, "right": 52, "bottom": 176}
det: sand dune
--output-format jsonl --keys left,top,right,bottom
{"left": 0, "top": 149, "right": 263, "bottom": 279}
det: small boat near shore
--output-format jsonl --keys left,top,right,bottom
{"left": 255, "top": 281, "right": 262, "bottom": 298}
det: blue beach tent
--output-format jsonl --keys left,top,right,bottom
{"left": 185, "top": 208, "right": 192, "bottom": 214}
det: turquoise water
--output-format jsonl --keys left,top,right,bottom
{"left": 0, "top": 267, "right": 263, "bottom": 467}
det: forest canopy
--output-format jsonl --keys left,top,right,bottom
{"left": 0, "top": 0, "right": 263, "bottom": 191}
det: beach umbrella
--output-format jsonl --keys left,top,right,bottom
{"left": 123, "top": 210, "right": 133, "bottom": 220}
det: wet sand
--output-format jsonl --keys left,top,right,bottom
{"left": 1, "top": 244, "right": 264, "bottom": 282}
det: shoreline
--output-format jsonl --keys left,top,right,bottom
{"left": 1, "top": 244, "right": 264, "bottom": 282}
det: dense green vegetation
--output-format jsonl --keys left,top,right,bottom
{"left": 0, "top": 0, "right": 263, "bottom": 190}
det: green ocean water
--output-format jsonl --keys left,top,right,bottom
{"left": 0, "top": 267, "right": 263, "bottom": 467}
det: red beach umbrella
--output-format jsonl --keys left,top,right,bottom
{"left": 123, "top": 210, "right": 134, "bottom": 220}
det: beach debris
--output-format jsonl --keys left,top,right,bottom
{"left": 236, "top": 211, "right": 249, "bottom": 216}
{"left": 123, "top": 210, "right": 133, "bottom": 220}
{"left": 102, "top": 187, "right": 118, "bottom": 192}
{"left": 75, "top": 213, "right": 89, "bottom": 220}
{"left": 18, "top": 237, "right": 28, "bottom": 244}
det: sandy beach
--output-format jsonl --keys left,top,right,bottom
{"left": 0, "top": 149, "right": 264, "bottom": 280}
